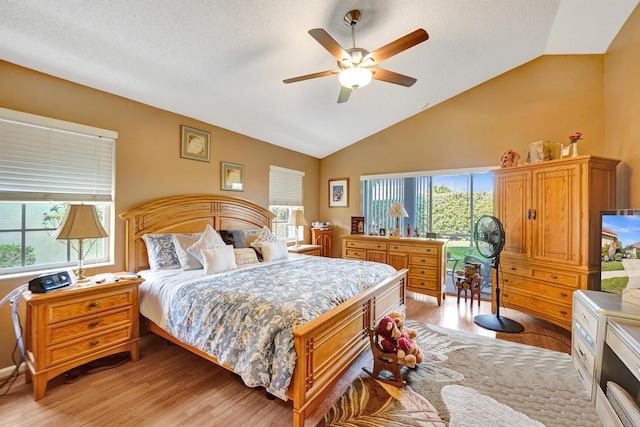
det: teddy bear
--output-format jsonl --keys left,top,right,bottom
{"left": 376, "top": 315, "right": 401, "bottom": 354}
{"left": 387, "top": 311, "right": 424, "bottom": 365}
{"left": 500, "top": 148, "right": 520, "bottom": 168}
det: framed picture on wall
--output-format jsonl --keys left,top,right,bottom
{"left": 329, "top": 178, "right": 349, "bottom": 208}
{"left": 181, "top": 125, "right": 210, "bottom": 162}
{"left": 221, "top": 162, "right": 244, "bottom": 191}
{"left": 351, "top": 216, "right": 365, "bottom": 235}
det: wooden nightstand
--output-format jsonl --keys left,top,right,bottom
{"left": 22, "top": 275, "right": 143, "bottom": 400}
{"left": 288, "top": 244, "right": 322, "bottom": 256}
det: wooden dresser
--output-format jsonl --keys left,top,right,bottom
{"left": 23, "top": 277, "right": 142, "bottom": 400}
{"left": 311, "top": 228, "right": 332, "bottom": 257}
{"left": 493, "top": 155, "right": 619, "bottom": 330}
{"left": 342, "top": 234, "right": 447, "bottom": 305}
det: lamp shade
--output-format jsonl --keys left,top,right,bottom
{"left": 338, "top": 67, "right": 373, "bottom": 89}
{"left": 287, "top": 209, "right": 308, "bottom": 227}
{"left": 386, "top": 202, "right": 409, "bottom": 218}
{"left": 52, "top": 204, "right": 108, "bottom": 240}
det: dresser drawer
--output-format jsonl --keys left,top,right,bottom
{"left": 573, "top": 332, "right": 596, "bottom": 377}
{"left": 48, "top": 307, "right": 133, "bottom": 344}
{"left": 46, "top": 289, "right": 134, "bottom": 324}
{"left": 344, "top": 248, "right": 366, "bottom": 260}
{"left": 408, "top": 265, "right": 436, "bottom": 279}
{"left": 502, "top": 290, "right": 572, "bottom": 325}
{"left": 573, "top": 293, "right": 599, "bottom": 339}
{"left": 344, "top": 240, "right": 387, "bottom": 251}
{"left": 388, "top": 243, "right": 437, "bottom": 255}
{"left": 408, "top": 254, "right": 437, "bottom": 267}
{"left": 408, "top": 276, "right": 437, "bottom": 291}
{"left": 47, "top": 325, "right": 132, "bottom": 366}
{"left": 502, "top": 273, "right": 573, "bottom": 305}
{"left": 531, "top": 267, "right": 580, "bottom": 288}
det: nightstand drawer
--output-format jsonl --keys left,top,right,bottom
{"left": 573, "top": 294, "right": 598, "bottom": 339}
{"left": 49, "top": 307, "right": 133, "bottom": 344}
{"left": 408, "top": 254, "right": 436, "bottom": 267}
{"left": 48, "top": 325, "right": 132, "bottom": 366}
{"left": 47, "top": 290, "right": 134, "bottom": 323}
{"left": 573, "top": 332, "right": 596, "bottom": 377}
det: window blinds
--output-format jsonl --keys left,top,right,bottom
{"left": 0, "top": 108, "right": 116, "bottom": 202}
{"left": 269, "top": 165, "right": 304, "bottom": 206}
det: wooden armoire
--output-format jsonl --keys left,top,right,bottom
{"left": 492, "top": 155, "right": 619, "bottom": 330}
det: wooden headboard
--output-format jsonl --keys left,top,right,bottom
{"left": 119, "top": 194, "right": 275, "bottom": 272}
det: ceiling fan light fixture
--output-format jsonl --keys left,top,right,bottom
{"left": 338, "top": 67, "right": 372, "bottom": 89}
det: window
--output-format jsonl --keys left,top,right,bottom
{"left": 0, "top": 108, "right": 116, "bottom": 275}
{"left": 269, "top": 166, "right": 304, "bottom": 240}
{"left": 361, "top": 168, "right": 494, "bottom": 288}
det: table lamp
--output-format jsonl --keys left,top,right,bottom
{"left": 52, "top": 204, "right": 108, "bottom": 282}
{"left": 386, "top": 202, "right": 408, "bottom": 237}
{"left": 287, "top": 209, "right": 308, "bottom": 249}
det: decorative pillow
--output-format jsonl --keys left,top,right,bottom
{"left": 141, "top": 233, "right": 180, "bottom": 271}
{"left": 234, "top": 248, "right": 259, "bottom": 265}
{"left": 243, "top": 229, "right": 261, "bottom": 247}
{"left": 187, "top": 224, "right": 226, "bottom": 265}
{"left": 249, "top": 226, "right": 279, "bottom": 256}
{"left": 260, "top": 240, "right": 289, "bottom": 262}
{"left": 219, "top": 229, "right": 247, "bottom": 249}
{"left": 202, "top": 245, "right": 237, "bottom": 275}
{"left": 172, "top": 233, "right": 203, "bottom": 270}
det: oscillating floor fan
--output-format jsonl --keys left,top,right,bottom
{"left": 473, "top": 215, "right": 524, "bottom": 333}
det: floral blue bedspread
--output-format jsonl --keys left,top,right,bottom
{"left": 165, "top": 256, "right": 396, "bottom": 400}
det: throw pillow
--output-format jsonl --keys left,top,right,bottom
{"left": 219, "top": 229, "right": 247, "bottom": 249}
{"left": 261, "top": 240, "right": 288, "bottom": 262}
{"left": 202, "top": 245, "right": 238, "bottom": 275}
{"left": 142, "top": 233, "right": 180, "bottom": 271}
{"left": 249, "top": 225, "right": 279, "bottom": 256}
{"left": 172, "top": 233, "right": 203, "bottom": 270}
{"left": 187, "top": 224, "right": 226, "bottom": 265}
{"left": 234, "top": 248, "right": 259, "bottom": 265}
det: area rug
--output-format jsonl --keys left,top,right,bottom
{"left": 318, "top": 321, "right": 602, "bottom": 427}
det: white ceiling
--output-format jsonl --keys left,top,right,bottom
{"left": 1, "top": 1, "right": 638, "bottom": 158}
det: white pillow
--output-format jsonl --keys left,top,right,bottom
{"left": 261, "top": 240, "right": 289, "bottom": 262}
{"left": 187, "top": 224, "right": 226, "bottom": 265}
{"left": 172, "top": 233, "right": 202, "bottom": 270}
{"left": 202, "top": 245, "right": 238, "bottom": 275}
{"left": 249, "top": 226, "right": 278, "bottom": 256}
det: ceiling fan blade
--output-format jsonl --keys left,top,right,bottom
{"left": 337, "top": 86, "right": 352, "bottom": 103}
{"left": 283, "top": 70, "right": 339, "bottom": 84}
{"left": 370, "top": 68, "right": 417, "bottom": 87}
{"left": 365, "top": 29, "right": 429, "bottom": 64}
{"left": 308, "top": 28, "right": 351, "bottom": 62}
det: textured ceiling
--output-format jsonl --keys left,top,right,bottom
{"left": 1, "top": 1, "right": 638, "bottom": 158}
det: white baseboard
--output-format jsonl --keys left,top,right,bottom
{"left": 0, "top": 362, "right": 25, "bottom": 377}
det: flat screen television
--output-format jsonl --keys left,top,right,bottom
{"left": 600, "top": 209, "right": 640, "bottom": 293}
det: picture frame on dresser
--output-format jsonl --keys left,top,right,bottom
{"left": 181, "top": 125, "right": 210, "bottom": 162}
{"left": 221, "top": 162, "right": 244, "bottom": 191}
{"left": 351, "top": 216, "right": 365, "bottom": 234}
{"left": 329, "top": 178, "right": 348, "bottom": 207}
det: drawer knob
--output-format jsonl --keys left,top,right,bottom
{"left": 550, "top": 274, "right": 558, "bottom": 279}
{"left": 89, "top": 340, "right": 99, "bottom": 347}
{"left": 421, "top": 259, "right": 426, "bottom": 262}
{"left": 88, "top": 321, "right": 99, "bottom": 328}
{"left": 510, "top": 267, "right": 516, "bottom": 271}
{"left": 89, "top": 302, "right": 100, "bottom": 308}
{"left": 578, "top": 348, "right": 586, "bottom": 361}
{"left": 559, "top": 310, "right": 568, "bottom": 315}
{"left": 559, "top": 292, "right": 568, "bottom": 297}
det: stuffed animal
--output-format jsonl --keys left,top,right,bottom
{"left": 386, "top": 311, "right": 424, "bottom": 365}
{"left": 376, "top": 316, "right": 401, "bottom": 354}
{"left": 500, "top": 148, "right": 520, "bottom": 168}
{"left": 396, "top": 333, "right": 418, "bottom": 368}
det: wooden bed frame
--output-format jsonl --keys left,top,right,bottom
{"left": 119, "top": 194, "right": 407, "bottom": 426}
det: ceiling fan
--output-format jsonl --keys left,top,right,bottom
{"left": 283, "top": 10, "right": 429, "bottom": 103}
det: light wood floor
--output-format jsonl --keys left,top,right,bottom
{"left": 0, "top": 293, "right": 571, "bottom": 427}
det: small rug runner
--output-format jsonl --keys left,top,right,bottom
{"left": 318, "top": 321, "right": 601, "bottom": 427}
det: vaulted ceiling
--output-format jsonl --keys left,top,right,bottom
{"left": 1, "top": 1, "right": 638, "bottom": 158}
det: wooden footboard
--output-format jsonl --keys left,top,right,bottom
{"left": 291, "top": 268, "right": 407, "bottom": 426}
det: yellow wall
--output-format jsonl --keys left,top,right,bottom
{"left": 0, "top": 62, "right": 320, "bottom": 366}
{"left": 605, "top": 5, "right": 640, "bottom": 208}
{"left": 320, "top": 54, "right": 607, "bottom": 256}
